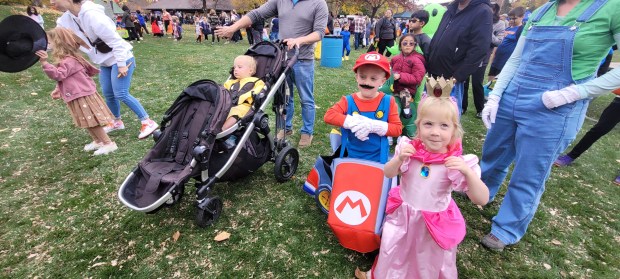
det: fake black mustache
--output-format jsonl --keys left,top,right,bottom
{"left": 360, "top": 84, "right": 374, "bottom": 89}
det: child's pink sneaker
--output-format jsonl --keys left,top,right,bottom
{"left": 104, "top": 120, "right": 125, "bottom": 134}
{"left": 83, "top": 141, "right": 102, "bottom": 152}
{"left": 93, "top": 142, "right": 118, "bottom": 155}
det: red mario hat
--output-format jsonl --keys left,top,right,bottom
{"left": 352, "top": 52, "right": 391, "bottom": 79}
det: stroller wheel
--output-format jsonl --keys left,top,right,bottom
{"left": 195, "top": 196, "right": 223, "bottom": 228}
{"left": 274, "top": 146, "right": 299, "bottom": 182}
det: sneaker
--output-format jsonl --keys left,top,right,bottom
{"left": 104, "top": 120, "right": 125, "bottom": 134}
{"left": 83, "top": 141, "right": 102, "bottom": 152}
{"left": 276, "top": 129, "right": 293, "bottom": 140}
{"left": 93, "top": 142, "right": 118, "bottom": 155}
{"left": 554, "top": 155, "right": 574, "bottom": 167}
{"left": 345, "top": 55, "right": 350, "bottom": 61}
{"left": 614, "top": 172, "right": 620, "bottom": 186}
{"left": 481, "top": 233, "right": 507, "bottom": 252}
{"left": 476, "top": 112, "right": 482, "bottom": 118}
{"left": 342, "top": 57, "right": 345, "bottom": 61}
{"left": 298, "top": 134, "right": 313, "bottom": 148}
{"left": 138, "top": 119, "right": 159, "bottom": 139}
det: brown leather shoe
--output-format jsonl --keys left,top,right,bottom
{"left": 276, "top": 129, "right": 293, "bottom": 140}
{"left": 298, "top": 134, "right": 313, "bottom": 147}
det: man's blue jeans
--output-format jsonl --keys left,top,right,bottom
{"left": 450, "top": 81, "right": 465, "bottom": 115}
{"left": 99, "top": 57, "right": 149, "bottom": 120}
{"left": 354, "top": 32, "right": 363, "bottom": 50}
{"left": 285, "top": 59, "right": 315, "bottom": 135}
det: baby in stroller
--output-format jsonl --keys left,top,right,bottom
{"left": 222, "top": 55, "right": 265, "bottom": 148}
{"left": 118, "top": 41, "right": 300, "bottom": 227}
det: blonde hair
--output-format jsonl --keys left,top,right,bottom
{"left": 47, "top": 27, "right": 91, "bottom": 67}
{"left": 234, "top": 55, "right": 257, "bottom": 75}
{"left": 414, "top": 97, "right": 464, "bottom": 143}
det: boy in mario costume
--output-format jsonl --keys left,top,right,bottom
{"left": 324, "top": 52, "right": 402, "bottom": 163}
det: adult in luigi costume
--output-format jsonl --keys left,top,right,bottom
{"left": 0, "top": 15, "right": 48, "bottom": 73}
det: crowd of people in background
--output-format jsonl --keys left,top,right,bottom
{"left": 17, "top": 1, "right": 619, "bottom": 272}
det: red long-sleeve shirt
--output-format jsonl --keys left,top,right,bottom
{"left": 324, "top": 93, "right": 402, "bottom": 137}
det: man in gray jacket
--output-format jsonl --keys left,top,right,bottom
{"left": 216, "top": 0, "right": 328, "bottom": 148}
{"left": 374, "top": 9, "right": 397, "bottom": 57}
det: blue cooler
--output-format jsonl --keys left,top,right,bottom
{"left": 321, "top": 35, "right": 343, "bottom": 68}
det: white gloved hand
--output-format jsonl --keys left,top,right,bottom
{"left": 369, "top": 119, "right": 388, "bottom": 136}
{"left": 481, "top": 94, "right": 501, "bottom": 129}
{"left": 350, "top": 115, "right": 372, "bottom": 141}
{"left": 541, "top": 85, "right": 580, "bottom": 109}
{"left": 343, "top": 115, "right": 362, "bottom": 129}
{"left": 355, "top": 127, "right": 371, "bottom": 141}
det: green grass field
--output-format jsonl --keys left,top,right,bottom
{"left": 1, "top": 5, "right": 619, "bottom": 278}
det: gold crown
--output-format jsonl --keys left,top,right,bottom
{"left": 425, "top": 75, "right": 456, "bottom": 98}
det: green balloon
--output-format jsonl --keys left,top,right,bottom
{"left": 387, "top": 44, "right": 401, "bottom": 55}
{"left": 422, "top": 3, "right": 447, "bottom": 38}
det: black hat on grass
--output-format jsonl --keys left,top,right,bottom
{"left": 0, "top": 15, "right": 47, "bottom": 73}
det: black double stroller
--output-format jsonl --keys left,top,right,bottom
{"left": 118, "top": 41, "right": 300, "bottom": 227}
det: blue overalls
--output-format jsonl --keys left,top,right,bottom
{"left": 340, "top": 94, "right": 390, "bottom": 164}
{"left": 480, "top": 0, "right": 606, "bottom": 245}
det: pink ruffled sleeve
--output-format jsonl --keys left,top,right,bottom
{"left": 446, "top": 154, "right": 481, "bottom": 192}
{"left": 394, "top": 137, "right": 412, "bottom": 173}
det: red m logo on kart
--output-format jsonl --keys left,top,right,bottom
{"left": 336, "top": 196, "right": 368, "bottom": 218}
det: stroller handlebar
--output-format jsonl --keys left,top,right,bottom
{"left": 285, "top": 44, "right": 299, "bottom": 68}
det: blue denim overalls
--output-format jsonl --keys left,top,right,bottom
{"left": 480, "top": 0, "right": 607, "bottom": 245}
{"left": 340, "top": 94, "right": 391, "bottom": 164}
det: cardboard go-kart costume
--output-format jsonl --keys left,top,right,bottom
{"left": 0, "top": 15, "right": 48, "bottom": 73}
{"left": 303, "top": 54, "right": 396, "bottom": 253}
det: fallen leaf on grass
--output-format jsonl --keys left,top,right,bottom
{"left": 172, "top": 231, "right": 181, "bottom": 242}
{"left": 27, "top": 253, "right": 38, "bottom": 259}
{"left": 214, "top": 231, "right": 230, "bottom": 242}
{"left": 11, "top": 128, "right": 21, "bottom": 133}
{"left": 60, "top": 138, "right": 68, "bottom": 143}
{"left": 0, "top": 128, "right": 7, "bottom": 132}
{"left": 543, "top": 263, "right": 551, "bottom": 270}
{"left": 551, "top": 239, "right": 562, "bottom": 245}
{"left": 111, "top": 260, "right": 118, "bottom": 266}
{"left": 31, "top": 92, "right": 38, "bottom": 96}
{"left": 91, "top": 262, "right": 106, "bottom": 268}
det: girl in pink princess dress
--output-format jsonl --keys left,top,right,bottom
{"left": 356, "top": 96, "right": 489, "bottom": 279}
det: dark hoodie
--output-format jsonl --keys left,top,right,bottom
{"left": 426, "top": 0, "right": 492, "bottom": 82}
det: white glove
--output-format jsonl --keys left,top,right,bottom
{"left": 481, "top": 94, "right": 501, "bottom": 129}
{"left": 369, "top": 119, "right": 388, "bottom": 136}
{"left": 351, "top": 119, "right": 371, "bottom": 141}
{"left": 343, "top": 115, "right": 362, "bottom": 129}
{"left": 542, "top": 85, "right": 580, "bottom": 109}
